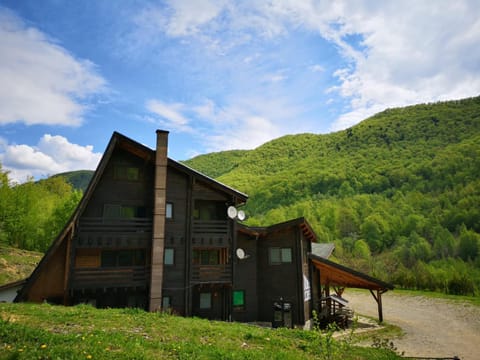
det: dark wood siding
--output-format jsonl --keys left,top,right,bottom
{"left": 256, "top": 227, "right": 302, "bottom": 325}
{"left": 233, "top": 232, "right": 258, "bottom": 322}
{"left": 163, "top": 167, "right": 189, "bottom": 315}
{"left": 70, "top": 148, "right": 154, "bottom": 294}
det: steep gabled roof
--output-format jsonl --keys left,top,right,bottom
{"left": 169, "top": 159, "right": 248, "bottom": 202}
{"left": 237, "top": 217, "right": 317, "bottom": 242}
{"left": 16, "top": 130, "right": 248, "bottom": 301}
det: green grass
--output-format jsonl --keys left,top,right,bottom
{"left": 0, "top": 303, "right": 402, "bottom": 359}
{"left": 0, "top": 246, "right": 42, "bottom": 285}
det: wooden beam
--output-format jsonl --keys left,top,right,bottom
{"left": 369, "top": 289, "right": 384, "bottom": 323}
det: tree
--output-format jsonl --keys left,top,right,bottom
{"left": 457, "top": 225, "right": 479, "bottom": 261}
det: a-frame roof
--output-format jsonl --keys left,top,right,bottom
{"left": 309, "top": 253, "right": 394, "bottom": 291}
{"left": 80, "top": 131, "right": 248, "bottom": 212}
{"left": 16, "top": 130, "right": 247, "bottom": 301}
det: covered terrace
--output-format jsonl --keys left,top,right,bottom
{"left": 309, "top": 253, "right": 394, "bottom": 324}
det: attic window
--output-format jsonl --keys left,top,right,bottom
{"left": 193, "top": 200, "right": 226, "bottom": 221}
{"left": 104, "top": 204, "right": 147, "bottom": 219}
{"left": 114, "top": 164, "right": 140, "bottom": 181}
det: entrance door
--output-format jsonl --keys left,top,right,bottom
{"left": 192, "top": 286, "right": 226, "bottom": 320}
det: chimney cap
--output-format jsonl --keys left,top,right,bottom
{"left": 156, "top": 129, "right": 170, "bottom": 135}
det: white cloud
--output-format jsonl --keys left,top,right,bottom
{"left": 309, "top": 64, "right": 325, "bottom": 73}
{"left": 146, "top": 99, "right": 193, "bottom": 132}
{"left": 206, "top": 115, "right": 280, "bottom": 152}
{"left": 0, "top": 135, "right": 101, "bottom": 183}
{"left": 144, "top": 96, "right": 290, "bottom": 152}
{"left": 0, "top": 8, "right": 106, "bottom": 126}
{"left": 133, "top": 0, "right": 480, "bottom": 133}
{"left": 163, "top": 0, "right": 226, "bottom": 37}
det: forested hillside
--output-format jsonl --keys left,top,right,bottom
{"left": 0, "top": 97, "right": 478, "bottom": 294}
{"left": 0, "top": 171, "right": 81, "bottom": 253}
{"left": 53, "top": 170, "right": 94, "bottom": 192}
{"left": 185, "top": 96, "right": 480, "bottom": 295}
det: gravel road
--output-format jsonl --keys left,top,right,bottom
{"left": 346, "top": 291, "right": 480, "bottom": 360}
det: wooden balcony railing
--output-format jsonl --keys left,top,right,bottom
{"left": 192, "top": 220, "right": 229, "bottom": 235}
{"left": 78, "top": 217, "right": 152, "bottom": 234}
{"left": 70, "top": 267, "right": 148, "bottom": 289}
{"left": 191, "top": 264, "right": 231, "bottom": 283}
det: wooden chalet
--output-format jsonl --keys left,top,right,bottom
{"left": 14, "top": 130, "right": 392, "bottom": 328}
{"left": 15, "top": 130, "right": 247, "bottom": 318}
{"left": 234, "top": 218, "right": 317, "bottom": 328}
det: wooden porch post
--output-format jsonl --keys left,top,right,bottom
{"left": 377, "top": 290, "right": 383, "bottom": 323}
{"left": 369, "top": 289, "right": 386, "bottom": 323}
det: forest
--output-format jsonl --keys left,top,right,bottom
{"left": 0, "top": 171, "right": 81, "bottom": 253}
{"left": 0, "top": 96, "right": 479, "bottom": 296}
{"left": 184, "top": 97, "right": 480, "bottom": 296}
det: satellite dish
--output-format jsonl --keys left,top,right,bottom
{"left": 227, "top": 206, "right": 238, "bottom": 219}
{"left": 237, "top": 210, "right": 246, "bottom": 221}
{"left": 236, "top": 248, "right": 246, "bottom": 259}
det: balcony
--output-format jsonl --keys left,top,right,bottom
{"left": 76, "top": 217, "right": 152, "bottom": 247}
{"left": 191, "top": 264, "right": 231, "bottom": 284}
{"left": 192, "top": 220, "right": 230, "bottom": 246}
{"left": 79, "top": 217, "right": 152, "bottom": 234}
{"left": 70, "top": 267, "right": 148, "bottom": 290}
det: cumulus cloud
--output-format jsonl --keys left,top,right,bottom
{"left": 0, "top": 8, "right": 106, "bottom": 126}
{"left": 264, "top": 0, "right": 480, "bottom": 130}
{"left": 133, "top": 0, "right": 480, "bottom": 133}
{"left": 146, "top": 99, "right": 193, "bottom": 132}
{"left": 0, "top": 135, "right": 102, "bottom": 183}
{"left": 146, "top": 95, "right": 295, "bottom": 153}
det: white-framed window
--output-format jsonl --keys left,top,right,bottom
{"left": 269, "top": 247, "right": 293, "bottom": 265}
{"left": 164, "top": 248, "right": 175, "bottom": 265}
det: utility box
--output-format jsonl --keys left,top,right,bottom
{"left": 272, "top": 299, "right": 292, "bottom": 328}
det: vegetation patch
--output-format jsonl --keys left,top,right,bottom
{"left": 0, "top": 303, "right": 401, "bottom": 359}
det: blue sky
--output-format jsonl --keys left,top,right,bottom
{"left": 1, "top": 0, "right": 479, "bottom": 183}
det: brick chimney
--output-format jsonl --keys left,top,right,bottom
{"left": 149, "top": 130, "right": 169, "bottom": 311}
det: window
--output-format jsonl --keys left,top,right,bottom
{"left": 281, "top": 248, "right": 292, "bottom": 263}
{"left": 193, "top": 200, "right": 226, "bottom": 220}
{"left": 162, "top": 296, "right": 171, "bottom": 309}
{"left": 200, "top": 293, "right": 211, "bottom": 309}
{"left": 101, "top": 251, "right": 116, "bottom": 267}
{"left": 269, "top": 247, "right": 292, "bottom": 264}
{"left": 192, "top": 248, "right": 228, "bottom": 265}
{"left": 103, "top": 204, "right": 147, "bottom": 219}
{"left": 164, "top": 248, "right": 174, "bottom": 265}
{"left": 114, "top": 165, "right": 140, "bottom": 181}
{"left": 233, "top": 290, "right": 245, "bottom": 310}
{"left": 166, "top": 202, "right": 173, "bottom": 219}
{"left": 101, "top": 249, "right": 146, "bottom": 267}
{"left": 104, "top": 204, "right": 121, "bottom": 218}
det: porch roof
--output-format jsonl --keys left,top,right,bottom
{"left": 309, "top": 253, "right": 393, "bottom": 291}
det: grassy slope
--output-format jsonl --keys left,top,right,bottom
{"left": 0, "top": 246, "right": 42, "bottom": 285}
{"left": 0, "top": 303, "right": 400, "bottom": 360}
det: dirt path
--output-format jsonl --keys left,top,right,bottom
{"left": 346, "top": 291, "right": 480, "bottom": 360}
